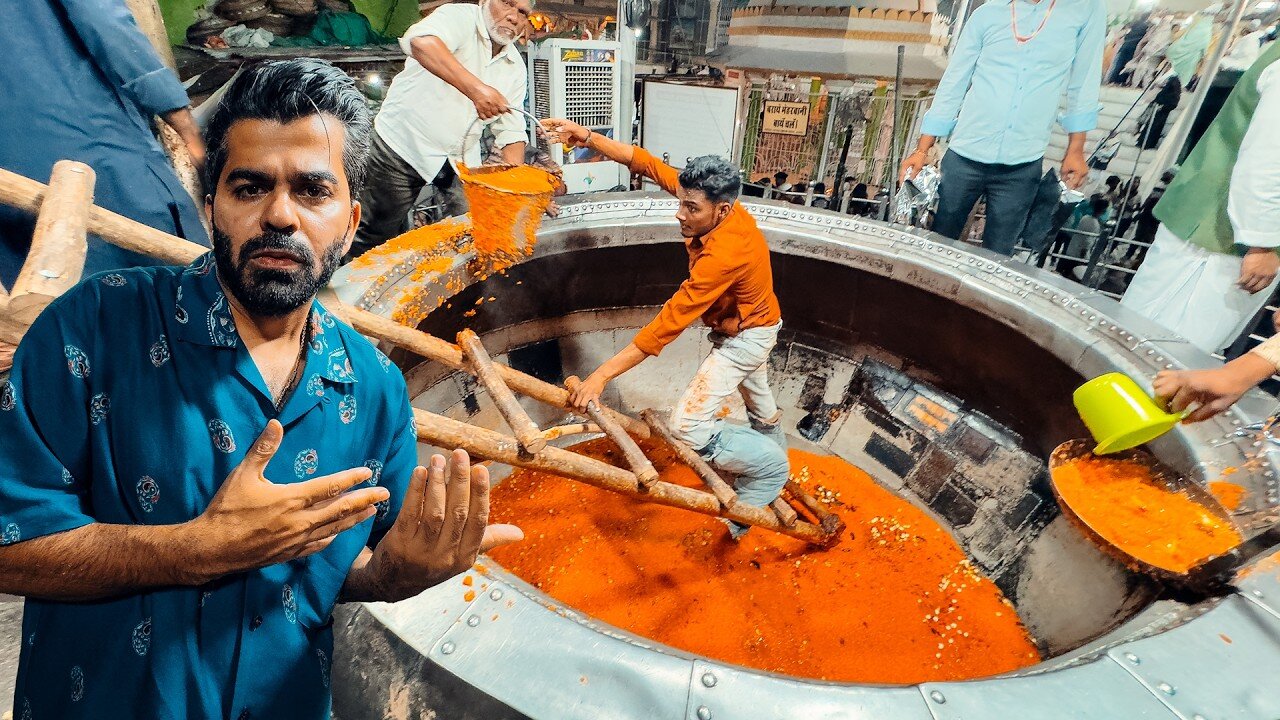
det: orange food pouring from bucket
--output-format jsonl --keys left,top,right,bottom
{"left": 1050, "top": 374, "right": 1280, "bottom": 590}
{"left": 458, "top": 163, "right": 556, "bottom": 272}
{"left": 455, "top": 107, "right": 558, "bottom": 273}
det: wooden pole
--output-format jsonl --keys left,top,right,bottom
{"left": 771, "top": 497, "right": 799, "bottom": 528}
{"left": 0, "top": 166, "right": 651, "bottom": 440}
{"left": 3, "top": 162, "right": 95, "bottom": 336}
{"left": 458, "top": 329, "right": 546, "bottom": 454}
{"left": 641, "top": 409, "right": 739, "bottom": 511}
{"left": 414, "top": 408, "right": 834, "bottom": 545}
{"left": 541, "top": 422, "right": 600, "bottom": 441}
{"left": 565, "top": 376, "right": 658, "bottom": 487}
{"left": 336, "top": 303, "right": 650, "bottom": 439}
{"left": 785, "top": 480, "right": 846, "bottom": 535}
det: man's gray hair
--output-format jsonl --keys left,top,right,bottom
{"left": 678, "top": 155, "right": 741, "bottom": 205}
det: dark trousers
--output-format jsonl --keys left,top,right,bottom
{"left": 350, "top": 131, "right": 469, "bottom": 257}
{"left": 932, "top": 149, "right": 1043, "bottom": 256}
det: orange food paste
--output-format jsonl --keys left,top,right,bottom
{"left": 489, "top": 440, "right": 1040, "bottom": 684}
{"left": 1208, "top": 480, "right": 1246, "bottom": 512}
{"left": 1053, "top": 455, "right": 1242, "bottom": 573}
{"left": 350, "top": 217, "right": 472, "bottom": 326}
{"left": 458, "top": 164, "right": 555, "bottom": 273}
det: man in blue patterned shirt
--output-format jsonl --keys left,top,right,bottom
{"left": 900, "top": 0, "right": 1107, "bottom": 255}
{"left": 0, "top": 59, "right": 521, "bottom": 719}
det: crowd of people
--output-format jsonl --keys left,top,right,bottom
{"left": 0, "top": 0, "right": 1279, "bottom": 716}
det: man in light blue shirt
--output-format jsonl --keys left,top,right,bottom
{"left": 901, "top": 0, "right": 1106, "bottom": 255}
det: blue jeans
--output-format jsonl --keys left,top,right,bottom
{"left": 932, "top": 149, "right": 1043, "bottom": 256}
{"left": 669, "top": 322, "right": 789, "bottom": 536}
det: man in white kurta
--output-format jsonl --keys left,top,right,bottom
{"left": 1121, "top": 42, "right": 1280, "bottom": 354}
{"left": 350, "top": 0, "right": 531, "bottom": 256}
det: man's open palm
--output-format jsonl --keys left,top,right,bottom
{"left": 368, "top": 449, "right": 522, "bottom": 601}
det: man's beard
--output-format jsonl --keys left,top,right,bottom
{"left": 212, "top": 225, "right": 344, "bottom": 318}
{"left": 484, "top": 5, "right": 517, "bottom": 44}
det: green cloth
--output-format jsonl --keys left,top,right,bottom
{"left": 158, "top": 0, "right": 211, "bottom": 45}
{"left": 349, "top": 0, "right": 420, "bottom": 38}
{"left": 271, "top": 10, "right": 391, "bottom": 46}
{"left": 1153, "top": 40, "right": 1280, "bottom": 256}
{"left": 1167, "top": 16, "right": 1212, "bottom": 83}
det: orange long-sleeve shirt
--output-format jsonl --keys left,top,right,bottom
{"left": 629, "top": 148, "right": 782, "bottom": 357}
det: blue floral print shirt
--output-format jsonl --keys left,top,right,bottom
{"left": 0, "top": 253, "right": 418, "bottom": 719}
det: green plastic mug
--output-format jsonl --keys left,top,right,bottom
{"left": 1073, "top": 372, "right": 1185, "bottom": 454}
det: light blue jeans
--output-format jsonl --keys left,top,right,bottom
{"left": 669, "top": 322, "right": 788, "bottom": 535}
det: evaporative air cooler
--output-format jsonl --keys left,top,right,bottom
{"left": 528, "top": 39, "right": 627, "bottom": 194}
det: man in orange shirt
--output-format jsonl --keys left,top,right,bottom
{"left": 545, "top": 118, "right": 788, "bottom": 540}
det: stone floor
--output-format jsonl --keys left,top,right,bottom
{"left": 0, "top": 595, "right": 21, "bottom": 719}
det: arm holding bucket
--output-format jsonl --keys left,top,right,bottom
{"left": 1154, "top": 329, "right": 1280, "bottom": 422}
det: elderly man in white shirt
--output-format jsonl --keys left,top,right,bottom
{"left": 1121, "top": 41, "right": 1280, "bottom": 354}
{"left": 351, "top": 0, "right": 531, "bottom": 257}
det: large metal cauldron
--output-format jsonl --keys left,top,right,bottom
{"left": 329, "top": 194, "right": 1280, "bottom": 720}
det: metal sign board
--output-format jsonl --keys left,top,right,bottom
{"left": 763, "top": 100, "right": 809, "bottom": 136}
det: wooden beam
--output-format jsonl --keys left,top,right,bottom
{"left": 785, "top": 480, "right": 846, "bottom": 536}
{"left": 414, "top": 408, "right": 835, "bottom": 545}
{"left": 771, "top": 497, "right": 799, "bottom": 527}
{"left": 566, "top": 375, "right": 658, "bottom": 487}
{"left": 642, "top": 409, "right": 739, "bottom": 511}
{"left": 335, "top": 303, "right": 651, "bottom": 439}
{"left": 458, "top": 329, "right": 546, "bottom": 454}
{"left": 6, "top": 161, "right": 95, "bottom": 329}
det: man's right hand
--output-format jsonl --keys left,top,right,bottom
{"left": 899, "top": 150, "right": 928, "bottom": 184}
{"left": 568, "top": 372, "right": 607, "bottom": 411}
{"left": 184, "top": 420, "right": 389, "bottom": 580}
{"left": 541, "top": 118, "right": 591, "bottom": 147}
{"left": 468, "top": 83, "right": 510, "bottom": 120}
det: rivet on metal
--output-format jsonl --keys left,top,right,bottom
{"left": 1157, "top": 682, "right": 1175, "bottom": 696}
{"left": 467, "top": 615, "right": 480, "bottom": 627}
{"left": 1253, "top": 589, "right": 1264, "bottom": 598}
{"left": 440, "top": 641, "right": 456, "bottom": 655}
{"left": 490, "top": 589, "right": 504, "bottom": 601}
{"left": 701, "top": 672, "right": 717, "bottom": 688}
{"left": 696, "top": 706, "right": 712, "bottom": 720}
{"left": 1193, "top": 715, "right": 1207, "bottom": 720}
{"left": 1124, "top": 652, "right": 1140, "bottom": 664}
{"left": 929, "top": 690, "right": 946, "bottom": 704}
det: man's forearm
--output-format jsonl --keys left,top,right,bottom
{"left": 0, "top": 522, "right": 205, "bottom": 602}
{"left": 1066, "top": 132, "right": 1087, "bottom": 157}
{"left": 590, "top": 343, "right": 648, "bottom": 383}
{"left": 583, "top": 131, "right": 635, "bottom": 167}
{"left": 339, "top": 547, "right": 387, "bottom": 602}
{"left": 911, "top": 134, "right": 937, "bottom": 155}
{"left": 499, "top": 141, "right": 527, "bottom": 166}
{"left": 410, "top": 36, "right": 485, "bottom": 100}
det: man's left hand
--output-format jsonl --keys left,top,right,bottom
{"left": 1239, "top": 248, "right": 1280, "bottom": 294}
{"left": 364, "top": 450, "right": 522, "bottom": 602}
{"left": 1060, "top": 150, "right": 1088, "bottom": 190}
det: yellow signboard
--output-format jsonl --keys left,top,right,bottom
{"left": 762, "top": 101, "right": 809, "bottom": 136}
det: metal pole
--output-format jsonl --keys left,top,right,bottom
{"left": 1158, "top": 0, "right": 1249, "bottom": 168}
{"left": 832, "top": 123, "right": 854, "bottom": 211}
{"left": 815, "top": 95, "right": 838, "bottom": 183}
{"left": 617, "top": 0, "right": 637, "bottom": 147}
{"left": 888, "top": 45, "right": 905, "bottom": 220}
{"left": 949, "top": 0, "right": 974, "bottom": 52}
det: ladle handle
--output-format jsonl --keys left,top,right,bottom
{"left": 1191, "top": 521, "right": 1280, "bottom": 588}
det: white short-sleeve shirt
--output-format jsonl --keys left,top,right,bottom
{"left": 374, "top": 4, "right": 529, "bottom": 180}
